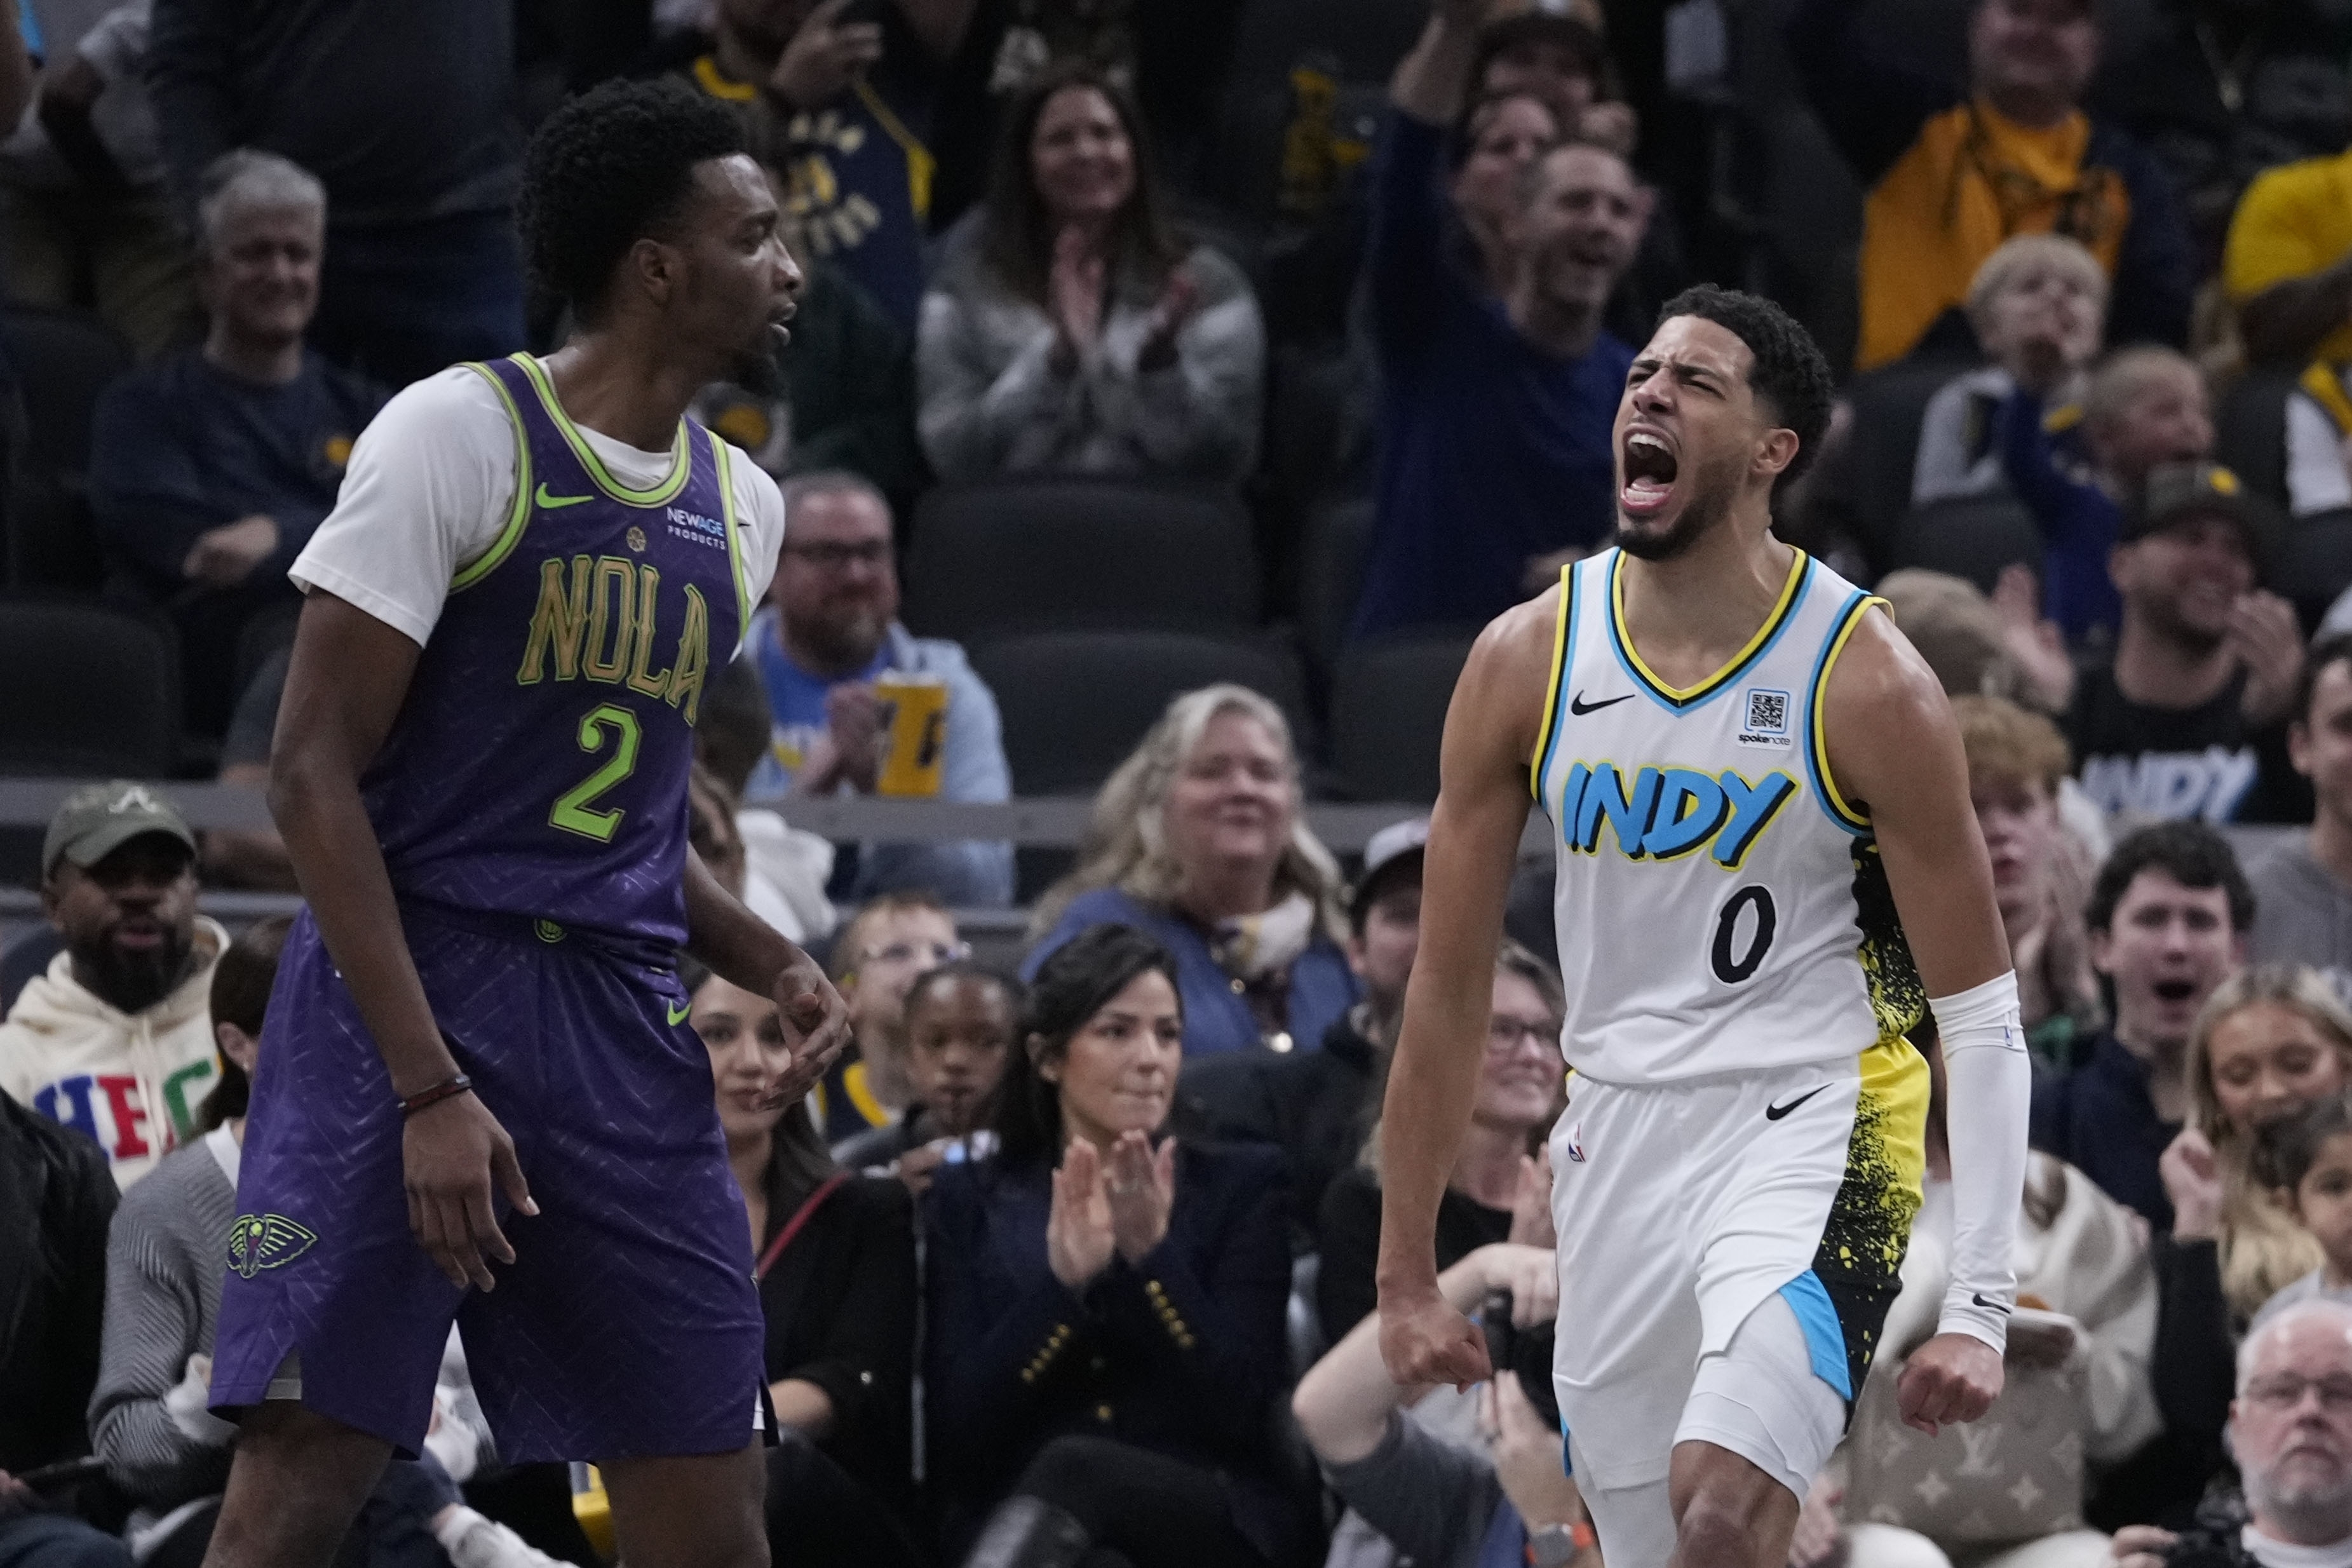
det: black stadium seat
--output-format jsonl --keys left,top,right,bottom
{"left": 1, "top": 306, "right": 132, "bottom": 589}
{"left": 0, "top": 595, "right": 180, "bottom": 776}
{"left": 1889, "top": 494, "right": 2045, "bottom": 595}
{"left": 903, "top": 478, "right": 1260, "bottom": 645}
{"left": 2281, "top": 508, "right": 2352, "bottom": 626}
{"left": 2215, "top": 365, "right": 2300, "bottom": 509}
{"left": 1330, "top": 632, "right": 1475, "bottom": 804}
{"left": 1842, "top": 355, "right": 1979, "bottom": 570}
{"left": 970, "top": 629, "right": 1309, "bottom": 797}
{"left": 1299, "top": 496, "right": 1373, "bottom": 682}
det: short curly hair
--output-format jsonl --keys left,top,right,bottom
{"left": 1654, "top": 285, "right": 1835, "bottom": 496}
{"left": 517, "top": 80, "right": 747, "bottom": 325}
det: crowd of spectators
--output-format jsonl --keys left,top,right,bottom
{"left": 20, "top": 0, "right": 2352, "bottom": 1564}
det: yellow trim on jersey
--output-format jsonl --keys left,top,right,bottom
{"left": 1609, "top": 548, "right": 1806, "bottom": 705}
{"left": 711, "top": 430, "right": 757, "bottom": 645}
{"left": 1809, "top": 595, "right": 1889, "bottom": 831}
{"left": 691, "top": 54, "right": 758, "bottom": 103}
{"left": 451, "top": 362, "right": 534, "bottom": 592}
{"left": 853, "top": 77, "right": 937, "bottom": 220}
{"left": 841, "top": 1059, "right": 891, "bottom": 1129}
{"left": 1528, "top": 563, "right": 1573, "bottom": 802}
{"left": 514, "top": 355, "right": 694, "bottom": 508}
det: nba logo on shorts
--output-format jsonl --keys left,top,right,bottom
{"left": 1564, "top": 1121, "right": 1586, "bottom": 1163}
{"left": 1738, "top": 689, "right": 1792, "bottom": 748}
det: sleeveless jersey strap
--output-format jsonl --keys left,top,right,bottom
{"left": 1530, "top": 558, "right": 1578, "bottom": 804}
{"left": 451, "top": 358, "right": 538, "bottom": 593}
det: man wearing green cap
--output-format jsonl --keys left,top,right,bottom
{"left": 0, "top": 781, "right": 224, "bottom": 1187}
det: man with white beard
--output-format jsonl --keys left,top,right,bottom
{"left": 2111, "top": 1299, "right": 2352, "bottom": 1566}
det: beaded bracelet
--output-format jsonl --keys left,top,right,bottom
{"left": 398, "top": 1073, "right": 473, "bottom": 1117}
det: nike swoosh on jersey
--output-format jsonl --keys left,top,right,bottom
{"left": 666, "top": 999, "right": 693, "bottom": 1025}
{"left": 1971, "top": 1292, "right": 2013, "bottom": 1315}
{"left": 536, "top": 483, "right": 593, "bottom": 509}
{"left": 1569, "top": 691, "right": 1634, "bottom": 715}
{"left": 1764, "top": 1085, "right": 1828, "bottom": 1120}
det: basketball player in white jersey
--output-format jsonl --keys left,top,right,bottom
{"left": 1375, "top": 285, "right": 2029, "bottom": 1568}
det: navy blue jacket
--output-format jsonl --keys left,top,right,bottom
{"left": 924, "top": 1141, "right": 1299, "bottom": 1557}
{"left": 2030, "top": 1031, "right": 2179, "bottom": 1232}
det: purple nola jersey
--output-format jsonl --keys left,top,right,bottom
{"left": 360, "top": 355, "right": 755, "bottom": 950}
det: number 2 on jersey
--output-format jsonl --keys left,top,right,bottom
{"left": 550, "top": 703, "right": 642, "bottom": 842}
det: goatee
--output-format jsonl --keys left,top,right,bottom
{"left": 1616, "top": 484, "right": 1726, "bottom": 562}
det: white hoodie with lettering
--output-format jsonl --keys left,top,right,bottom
{"left": 0, "top": 917, "right": 226, "bottom": 1187}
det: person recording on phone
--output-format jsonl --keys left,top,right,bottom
{"left": 1292, "top": 1241, "right": 1600, "bottom": 1568}
{"left": 742, "top": 471, "right": 1014, "bottom": 906}
{"left": 2106, "top": 1299, "right": 2352, "bottom": 1568}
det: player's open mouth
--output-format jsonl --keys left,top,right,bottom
{"left": 2153, "top": 980, "right": 2196, "bottom": 1003}
{"left": 1621, "top": 428, "right": 1678, "bottom": 517}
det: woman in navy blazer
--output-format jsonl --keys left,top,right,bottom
{"left": 927, "top": 924, "right": 1306, "bottom": 1568}
{"left": 1024, "top": 685, "right": 1358, "bottom": 1057}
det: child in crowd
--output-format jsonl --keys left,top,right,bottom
{"left": 2252, "top": 1093, "right": 2352, "bottom": 1328}
{"left": 1914, "top": 234, "right": 2107, "bottom": 509}
{"left": 1996, "top": 342, "right": 2216, "bottom": 646}
{"left": 815, "top": 893, "right": 968, "bottom": 1142}
{"left": 834, "top": 961, "right": 1020, "bottom": 1196}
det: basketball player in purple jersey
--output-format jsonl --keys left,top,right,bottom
{"left": 201, "top": 83, "right": 846, "bottom": 1568}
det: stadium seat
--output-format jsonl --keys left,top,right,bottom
{"left": 1329, "top": 632, "right": 1475, "bottom": 804}
{"left": 1, "top": 306, "right": 132, "bottom": 590}
{"left": 970, "top": 628, "right": 1309, "bottom": 797}
{"left": 0, "top": 594, "right": 180, "bottom": 775}
{"left": 2281, "top": 507, "right": 2352, "bottom": 626}
{"left": 2215, "top": 365, "right": 2300, "bottom": 509}
{"left": 1888, "top": 494, "right": 2044, "bottom": 595}
{"left": 903, "top": 478, "right": 1260, "bottom": 644}
{"left": 1299, "top": 496, "right": 1372, "bottom": 682}
{"left": 1843, "top": 355, "right": 1980, "bottom": 570}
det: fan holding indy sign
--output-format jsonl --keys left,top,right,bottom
{"left": 1374, "top": 286, "right": 2031, "bottom": 1568}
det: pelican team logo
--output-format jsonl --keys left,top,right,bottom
{"left": 228, "top": 1213, "right": 318, "bottom": 1279}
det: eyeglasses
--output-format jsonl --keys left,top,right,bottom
{"left": 2244, "top": 1375, "right": 2352, "bottom": 1414}
{"left": 781, "top": 540, "right": 891, "bottom": 571}
{"left": 1487, "top": 1017, "right": 1556, "bottom": 1055}
{"left": 862, "top": 940, "right": 971, "bottom": 969}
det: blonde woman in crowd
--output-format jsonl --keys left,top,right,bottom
{"left": 1025, "top": 684, "right": 1358, "bottom": 1057}
{"left": 2166, "top": 965, "right": 2352, "bottom": 1324}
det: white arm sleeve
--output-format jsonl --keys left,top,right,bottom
{"left": 1931, "top": 970, "right": 2032, "bottom": 1353}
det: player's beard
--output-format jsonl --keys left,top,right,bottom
{"left": 729, "top": 323, "right": 790, "bottom": 400}
{"left": 1616, "top": 460, "right": 1734, "bottom": 562}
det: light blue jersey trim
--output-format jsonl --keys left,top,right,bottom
{"left": 1778, "top": 1271, "right": 1853, "bottom": 1400}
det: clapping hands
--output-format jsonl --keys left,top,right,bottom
{"left": 1047, "top": 1132, "right": 1177, "bottom": 1289}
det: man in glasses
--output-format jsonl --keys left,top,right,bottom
{"left": 814, "top": 893, "right": 970, "bottom": 1142}
{"left": 745, "top": 469, "right": 1015, "bottom": 906}
{"left": 2110, "top": 1299, "right": 2352, "bottom": 1566}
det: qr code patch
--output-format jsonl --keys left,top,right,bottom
{"left": 1745, "top": 689, "right": 1788, "bottom": 734}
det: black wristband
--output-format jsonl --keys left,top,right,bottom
{"left": 398, "top": 1074, "right": 473, "bottom": 1117}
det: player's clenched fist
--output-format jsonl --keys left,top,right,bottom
{"left": 764, "top": 956, "right": 851, "bottom": 1108}
{"left": 1894, "top": 1332, "right": 2004, "bottom": 1435}
{"left": 1378, "top": 1287, "right": 1492, "bottom": 1391}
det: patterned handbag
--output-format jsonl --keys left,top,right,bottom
{"left": 1844, "top": 1310, "right": 2088, "bottom": 1546}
